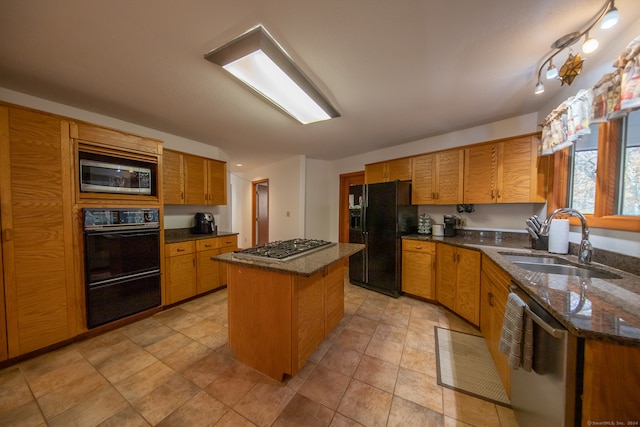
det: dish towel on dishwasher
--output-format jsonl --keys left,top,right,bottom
{"left": 498, "top": 293, "right": 533, "bottom": 372}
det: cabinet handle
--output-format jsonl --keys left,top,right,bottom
{"left": 415, "top": 245, "right": 422, "bottom": 250}
{"left": 193, "top": 259, "right": 196, "bottom": 267}
{"left": 2, "top": 228, "right": 13, "bottom": 242}
{"left": 488, "top": 292, "right": 494, "bottom": 307}
{"left": 181, "top": 191, "right": 184, "bottom": 200}
{"left": 431, "top": 192, "right": 436, "bottom": 200}
{"left": 452, "top": 253, "right": 456, "bottom": 263}
{"left": 177, "top": 248, "right": 185, "bottom": 252}
{"left": 497, "top": 189, "right": 501, "bottom": 199}
{"left": 435, "top": 192, "right": 439, "bottom": 200}
{"left": 491, "top": 189, "right": 495, "bottom": 199}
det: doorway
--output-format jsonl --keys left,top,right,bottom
{"left": 252, "top": 179, "right": 269, "bottom": 246}
{"left": 339, "top": 171, "right": 365, "bottom": 242}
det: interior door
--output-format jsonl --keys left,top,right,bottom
{"left": 253, "top": 179, "right": 269, "bottom": 246}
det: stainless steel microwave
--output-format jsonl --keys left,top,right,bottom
{"left": 80, "top": 159, "right": 152, "bottom": 195}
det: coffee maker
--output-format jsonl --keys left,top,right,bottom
{"left": 193, "top": 212, "right": 215, "bottom": 234}
{"left": 443, "top": 215, "right": 457, "bottom": 237}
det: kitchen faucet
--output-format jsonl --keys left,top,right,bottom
{"left": 539, "top": 208, "right": 592, "bottom": 264}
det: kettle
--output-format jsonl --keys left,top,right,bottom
{"left": 193, "top": 212, "right": 215, "bottom": 234}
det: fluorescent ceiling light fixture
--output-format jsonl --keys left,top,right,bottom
{"left": 205, "top": 26, "right": 339, "bottom": 124}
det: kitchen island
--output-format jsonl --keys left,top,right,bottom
{"left": 215, "top": 242, "right": 364, "bottom": 381}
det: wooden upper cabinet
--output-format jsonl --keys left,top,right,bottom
{"left": 0, "top": 106, "right": 77, "bottom": 357}
{"left": 412, "top": 149, "right": 463, "bottom": 205}
{"left": 162, "top": 149, "right": 185, "bottom": 204}
{"left": 464, "top": 134, "right": 546, "bottom": 204}
{"left": 183, "top": 154, "right": 226, "bottom": 205}
{"left": 365, "top": 157, "right": 412, "bottom": 184}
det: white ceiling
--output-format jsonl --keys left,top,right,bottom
{"left": 1, "top": 0, "right": 639, "bottom": 172}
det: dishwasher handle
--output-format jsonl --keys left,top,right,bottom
{"left": 509, "top": 285, "right": 567, "bottom": 339}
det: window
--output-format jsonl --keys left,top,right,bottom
{"left": 551, "top": 110, "right": 640, "bottom": 232}
{"left": 569, "top": 124, "right": 598, "bottom": 214}
{"left": 620, "top": 111, "right": 640, "bottom": 215}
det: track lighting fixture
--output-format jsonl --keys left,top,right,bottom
{"left": 533, "top": 0, "right": 619, "bottom": 94}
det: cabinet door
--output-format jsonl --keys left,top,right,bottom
{"left": 0, "top": 235, "right": 6, "bottom": 361}
{"left": 163, "top": 149, "right": 184, "bottom": 204}
{"left": 464, "top": 143, "right": 498, "bottom": 204}
{"left": 402, "top": 240, "right": 436, "bottom": 299}
{"left": 455, "top": 248, "right": 481, "bottom": 326}
{"left": 184, "top": 154, "right": 207, "bottom": 204}
{"left": 435, "top": 244, "right": 457, "bottom": 311}
{"left": 1, "top": 107, "right": 77, "bottom": 357}
{"left": 499, "top": 136, "right": 537, "bottom": 203}
{"left": 197, "top": 249, "right": 220, "bottom": 293}
{"left": 206, "top": 159, "right": 226, "bottom": 205}
{"left": 411, "top": 153, "right": 436, "bottom": 204}
{"left": 365, "top": 162, "right": 387, "bottom": 184}
{"left": 165, "top": 254, "right": 197, "bottom": 304}
{"left": 436, "top": 149, "right": 464, "bottom": 205}
{"left": 387, "top": 158, "right": 412, "bottom": 181}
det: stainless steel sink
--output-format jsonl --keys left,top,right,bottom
{"left": 500, "top": 253, "right": 621, "bottom": 280}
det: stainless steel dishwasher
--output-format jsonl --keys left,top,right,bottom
{"left": 509, "top": 284, "right": 580, "bottom": 427}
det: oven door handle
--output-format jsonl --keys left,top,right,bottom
{"left": 85, "top": 229, "right": 159, "bottom": 238}
{"left": 88, "top": 269, "right": 161, "bottom": 287}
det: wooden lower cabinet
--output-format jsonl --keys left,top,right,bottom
{"left": 165, "top": 241, "right": 197, "bottom": 304}
{"left": 165, "top": 235, "right": 238, "bottom": 305}
{"left": 582, "top": 340, "right": 640, "bottom": 423}
{"left": 436, "top": 244, "right": 481, "bottom": 326}
{"left": 480, "top": 254, "right": 511, "bottom": 395}
{"left": 227, "top": 261, "right": 344, "bottom": 380}
{"left": 401, "top": 240, "right": 436, "bottom": 299}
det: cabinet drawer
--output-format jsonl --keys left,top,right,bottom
{"left": 482, "top": 255, "right": 511, "bottom": 292}
{"left": 402, "top": 239, "right": 436, "bottom": 253}
{"left": 217, "top": 235, "right": 237, "bottom": 249}
{"left": 166, "top": 241, "right": 195, "bottom": 256}
{"left": 196, "top": 238, "right": 218, "bottom": 252}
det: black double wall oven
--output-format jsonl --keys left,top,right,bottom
{"left": 83, "top": 208, "right": 161, "bottom": 329}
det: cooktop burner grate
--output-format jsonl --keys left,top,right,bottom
{"left": 233, "top": 238, "right": 334, "bottom": 261}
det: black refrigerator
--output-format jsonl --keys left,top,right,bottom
{"left": 349, "top": 181, "right": 417, "bottom": 297}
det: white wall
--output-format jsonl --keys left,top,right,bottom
{"left": 234, "top": 155, "right": 306, "bottom": 248}
{"left": 305, "top": 159, "right": 332, "bottom": 240}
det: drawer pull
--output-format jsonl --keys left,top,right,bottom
{"left": 204, "top": 244, "right": 212, "bottom": 248}
{"left": 177, "top": 248, "right": 185, "bottom": 252}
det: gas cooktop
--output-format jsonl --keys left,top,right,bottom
{"left": 233, "top": 238, "right": 335, "bottom": 262}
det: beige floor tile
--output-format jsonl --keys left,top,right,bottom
{"left": 400, "top": 345, "right": 437, "bottom": 376}
{"left": 132, "top": 373, "right": 200, "bottom": 425}
{"left": 213, "top": 409, "right": 257, "bottom": 426}
{"left": 97, "top": 405, "right": 151, "bottom": 427}
{"left": 0, "top": 367, "right": 36, "bottom": 413}
{"left": 92, "top": 344, "right": 158, "bottom": 384}
{"left": 345, "top": 315, "right": 378, "bottom": 336}
{"left": 26, "top": 357, "right": 98, "bottom": 399}
{"left": 157, "top": 391, "right": 229, "bottom": 427}
{"left": 37, "top": 365, "right": 111, "bottom": 419}
{"left": 387, "top": 395, "right": 444, "bottom": 427}
{"left": 410, "top": 304, "right": 442, "bottom": 322}
{"left": 144, "top": 331, "right": 194, "bottom": 359}
{"left": 298, "top": 365, "right": 351, "bottom": 410}
{"left": 272, "top": 393, "right": 334, "bottom": 427}
{"left": 19, "top": 345, "right": 85, "bottom": 381}
{"left": 353, "top": 355, "right": 399, "bottom": 393}
{"left": 495, "top": 404, "right": 520, "bottom": 427}
{"left": 119, "top": 316, "right": 164, "bottom": 340}
{"left": 444, "top": 415, "right": 474, "bottom": 426}
{"left": 372, "top": 322, "right": 407, "bottom": 344}
{"left": 181, "top": 319, "right": 229, "bottom": 349}
{"left": 125, "top": 324, "right": 176, "bottom": 348}
{"left": 318, "top": 344, "right": 362, "bottom": 377}
{"left": 333, "top": 328, "right": 372, "bottom": 353}
{"left": 233, "top": 382, "right": 296, "bottom": 427}
{"left": 337, "top": 379, "right": 393, "bottom": 427}
{"left": 364, "top": 336, "right": 404, "bottom": 365}
{"left": 75, "top": 331, "right": 132, "bottom": 364}
{"left": 405, "top": 326, "right": 437, "bottom": 352}
{"left": 47, "top": 383, "right": 129, "bottom": 427}
{"left": 204, "top": 361, "right": 269, "bottom": 407}
{"left": 329, "top": 413, "right": 365, "bottom": 426}
{"left": 160, "top": 339, "right": 212, "bottom": 372}
{"left": 442, "top": 388, "right": 500, "bottom": 427}
{"left": 154, "top": 307, "right": 204, "bottom": 330}
{"left": 181, "top": 351, "right": 238, "bottom": 388}
{"left": 308, "top": 339, "right": 333, "bottom": 363}
{"left": 113, "top": 360, "right": 176, "bottom": 404}
{"left": 355, "top": 304, "right": 385, "bottom": 322}
{"left": 394, "top": 367, "right": 443, "bottom": 414}
{"left": 284, "top": 360, "right": 317, "bottom": 392}
{"left": 344, "top": 301, "right": 361, "bottom": 316}
{"left": 0, "top": 401, "right": 46, "bottom": 427}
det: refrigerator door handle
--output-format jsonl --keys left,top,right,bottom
{"left": 363, "top": 231, "right": 369, "bottom": 283}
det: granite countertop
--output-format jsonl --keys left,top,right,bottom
{"left": 403, "top": 233, "right": 640, "bottom": 347}
{"left": 164, "top": 228, "right": 238, "bottom": 244}
{"left": 215, "top": 242, "right": 365, "bottom": 277}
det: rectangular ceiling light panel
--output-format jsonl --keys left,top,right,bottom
{"left": 205, "top": 26, "right": 339, "bottom": 124}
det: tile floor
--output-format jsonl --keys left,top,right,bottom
{"left": 0, "top": 272, "right": 519, "bottom": 427}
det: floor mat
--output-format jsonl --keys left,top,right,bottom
{"left": 435, "top": 326, "right": 510, "bottom": 407}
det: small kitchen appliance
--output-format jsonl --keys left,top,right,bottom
{"left": 193, "top": 212, "right": 215, "bottom": 234}
{"left": 443, "top": 215, "right": 457, "bottom": 237}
